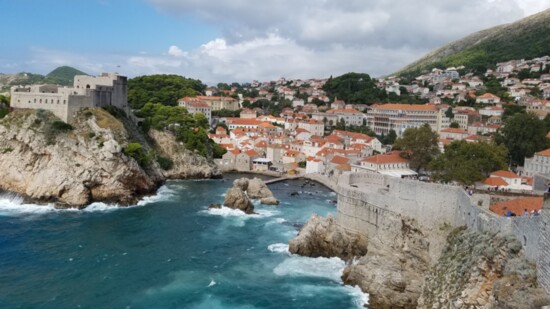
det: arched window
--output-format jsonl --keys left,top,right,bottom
{"left": 86, "top": 84, "right": 90, "bottom": 89}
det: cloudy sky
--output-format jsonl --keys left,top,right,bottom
{"left": 1, "top": 0, "right": 549, "bottom": 84}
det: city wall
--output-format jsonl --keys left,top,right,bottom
{"left": 335, "top": 172, "right": 541, "bottom": 263}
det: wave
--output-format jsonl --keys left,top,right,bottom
{"left": 0, "top": 193, "right": 59, "bottom": 216}
{"left": 267, "top": 243, "right": 290, "bottom": 254}
{"left": 207, "top": 280, "right": 216, "bottom": 287}
{"left": 202, "top": 206, "right": 278, "bottom": 219}
{"left": 0, "top": 185, "right": 175, "bottom": 217}
{"left": 273, "top": 255, "right": 346, "bottom": 281}
{"left": 137, "top": 185, "right": 175, "bottom": 206}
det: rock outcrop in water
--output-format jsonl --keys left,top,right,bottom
{"left": 222, "top": 177, "right": 280, "bottom": 214}
{"left": 289, "top": 214, "right": 368, "bottom": 260}
{"left": 224, "top": 178, "right": 254, "bottom": 214}
{"left": 0, "top": 109, "right": 219, "bottom": 207}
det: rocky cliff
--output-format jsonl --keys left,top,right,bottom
{"left": 0, "top": 108, "right": 219, "bottom": 207}
{"left": 418, "top": 227, "right": 550, "bottom": 309}
{"left": 149, "top": 129, "right": 221, "bottom": 179}
{"left": 291, "top": 214, "right": 549, "bottom": 308}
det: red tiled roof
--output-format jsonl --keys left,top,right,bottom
{"left": 441, "top": 128, "right": 468, "bottom": 134}
{"left": 491, "top": 170, "right": 520, "bottom": 179}
{"left": 362, "top": 151, "right": 409, "bottom": 164}
{"left": 489, "top": 197, "right": 543, "bottom": 216}
{"left": 536, "top": 148, "right": 550, "bottom": 157}
{"left": 483, "top": 177, "right": 508, "bottom": 187}
{"left": 330, "top": 155, "right": 349, "bottom": 165}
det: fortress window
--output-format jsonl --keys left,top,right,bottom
{"left": 57, "top": 100, "right": 60, "bottom": 104}
{"left": 86, "top": 84, "right": 90, "bottom": 89}
{"left": 39, "top": 99, "right": 42, "bottom": 103}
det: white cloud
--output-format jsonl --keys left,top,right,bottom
{"left": 17, "top": 1, "right": 550, "bottom": 84}
{"left": 138, "top": 0, "right": 550, "bottom": 82}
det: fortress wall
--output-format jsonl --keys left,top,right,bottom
{"left": 336, "top": 172, "right": 541, "bottom": 261}
{"left": 538, "top": 197, "right": 550, "bottom": 292}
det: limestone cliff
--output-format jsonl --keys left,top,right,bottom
{"left": 418, "top": 227, "right": 550, "bottom": 309}
{"left": 341, "top": 218, "right": 431, "bottom": 309}
{"left": 0, "top": 108, "right": 219, "bottom": 207}
{"left": 290, "top": 212, "right": 550, "bottom": 309}
{"left": 148, "top": 129, "right": 221, "bottom": 179}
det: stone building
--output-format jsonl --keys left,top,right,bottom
{"left": 366, "top": 103, "right": 445, "bottom": 137}
{"left": 10, "top": 73, "right": 128, "bottom": 123}
{"left": 178, "top": 98, "right": 212, "bottom": 125}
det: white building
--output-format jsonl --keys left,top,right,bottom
{"left": 366, "top": 103, "right": 444, "bottom": 137}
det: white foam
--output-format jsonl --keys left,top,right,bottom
{"left": 203, "top": 206, "right": 277, "bottom": 219}
{"left": 0, "top": 193, "right": 58, "bottom": 216}
{"left": 267, "top": 243, "right": 289, "bottom": 254}
{"left": 329, "top": 192, "right": 337, "bottom": 196}
{"left": 275, "top": 218, "right": 287, "bottom": 223}
{"left": 83, "top": 202, "right": 120, "bottom": 212}
{"left": 346, "top": 285, "right": 370, "bottom": 308}
{"left": 137, "top": 185, "right": 175, "bottom": 206}
{"left": 207, "top": 280, "right": 216, "bottom": 287}
{"left": 273, "top": 255, "right": 346, "bottom": 281}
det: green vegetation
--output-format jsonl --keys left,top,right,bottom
{"left": 399, "top": 10, "right": 550, "bottom": 77}
{"left": 429, "top": 141, "right": 508, "bottom": 185}
{"left": 0, "top": 95, "right": 10, "bottom": 119}
{"left": 393, "top": 124, "right": 439, "bottom": 172}
{"left": 123, "top": 143, "right": 152, "bottom": 168}
{"left": 128, "top": 74, "right": 206, "bottom": 109}
{"left": 322, "top": 73, "right": 386, "bottom": 104}
{"left": 138, "top": 103, "right": 226, "bottom": 158}
{"left": 495, "top": 113, "right": 549, "bottom": 166}
{"left": 45, "top": 66, "right": 88, "bottom": 85}
{"left": 156, "top": 156, "right": 174, "bottom": 170}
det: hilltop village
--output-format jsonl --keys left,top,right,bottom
{"left": 5, "top": 55, "right": 550, "bottom": 218}
{"left": 172, "top": 56, "right": 550, "bottom": 212}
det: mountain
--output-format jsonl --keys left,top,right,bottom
{"left": 397, "top": 9, "right": 550, "bottom": 77}
{"left": 45, "top": 66, "right": 88, "bottom": 85}
{"left": 0, "top": 66, "right": 88, "bottom": 91}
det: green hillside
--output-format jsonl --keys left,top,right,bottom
{"left": 45, "top": 66, "right": 88, "bottom": 85}
{"left": 397, "top": 9, "right": 550, "bottom": 77}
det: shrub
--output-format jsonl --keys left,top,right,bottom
{"left": 123, "top": 142, "right": 151, "bottom": 168}
{"left": 156, "top": 155, "right": 173, "bottom": 170}
{"left": 51, "top": 121, "right": 74, "bottom": 132}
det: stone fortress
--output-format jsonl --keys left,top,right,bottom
{"left": 333, "top": 172, "right": 550, "bottom": 294}
{"left": 10, "top": 73, "right": 128, "bottom": 123}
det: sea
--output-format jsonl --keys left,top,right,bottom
{"left": 0, "top": 174, "right": 368, "bottom": 308}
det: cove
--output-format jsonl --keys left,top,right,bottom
{"left": 0, "top": 175, "right": 367, "bottom": 308}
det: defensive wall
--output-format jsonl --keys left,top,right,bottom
{"left": 335, "top": 172, "right": 548, "bottom": 289}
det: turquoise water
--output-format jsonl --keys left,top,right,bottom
{"left": 0, "top": 176, "right": 367, "bottom": 308}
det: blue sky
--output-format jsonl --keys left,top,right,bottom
{"left": 1, "top": 0, "right": 549, "bottom": 84}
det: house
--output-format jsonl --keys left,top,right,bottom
{"left": 331, "top": 100, "right": 346, "bottom": 110}
{"left": 544, "top": 87, "right": 550, "bottom": 99}
{"left": 235, "top": 149, "right": 259, "bottom": 171}
{"left": 220, "top": 149, "right": 241, "bottom": 171}
{"left": 179, "top": 100, "right": 212, "bottom": 125}
{"left": 524, "top": 148, "right": 550, "bottom": 177}
{"left": 439, "top": 128, "right": 469, "bottom": 141}
{"left": 240, "top": 108, "right": 257, "bottom": 119}
{"left": 479, "top": 106, "right": 504, "bottom": 117}
{"left": 480, "top": 170, "right": 529, "bottom": 191}
{"left": 305, "top": 157, "right": 326, "bottom": 174}
{"left": 352, "top": 151, "right": 417, "bottom": 178}
{"left": 476, "top": 93, "right": 501, "bottom": 104}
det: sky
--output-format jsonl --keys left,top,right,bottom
{"left": 1, "top": 0, "right": 549, "bottom": 85}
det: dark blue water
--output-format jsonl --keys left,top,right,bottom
{"left": 0, "top": 176, "right": 367, "bottom": 308}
